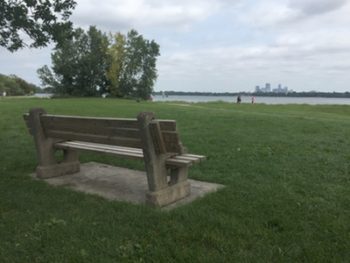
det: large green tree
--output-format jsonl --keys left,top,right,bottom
{"left": 38, "top": 26, "right": 109, "bottom": 96}
{"left": 0, "top": 0, "right": 76, "bottom": 52}
{"left": 38, "top": 28, "right": 160, "bottom": 99}
{"left": 119, "top": 30, "right": 160, "bottom": 99}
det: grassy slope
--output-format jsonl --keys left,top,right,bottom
{"left": 0, "top": 98, "right": 349, "bottom": 262}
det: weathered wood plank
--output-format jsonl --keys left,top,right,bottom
{"left": 165, "top": 158, "right": 192, "bottom": 167}
{"left": 41, "top": 115, "right": 139, "bottom": 132}
{"left": 55, "top": 142, "right": 144, "bottom": 160}
{"left": 161, "top": 131, "right": 183, "bottom": 153}
{"left": 109, "top": 127, "right": 141, "bottom": 138}
{"left": 55, "top": 141, "right": 143, "bottom": 156}
{"left": 159, "top": 120, "right": 176, "bottom": 131}
{"left": 42, "top": 114, "right": 139, "bottom": 125}
{"left": 182, "top": 153, "right": 206, "bottom": 161}
{"left": 172, "top": 155, "right": 201, "bottom": 163}
{"left": 46, "top": 126, "right": 140, "bottom": 139}
{"left": 46, "top": 130, "right": 142, "bottom": 148}
{"left": 149, "top": 121, "right": 166, "bottom": 154}
{"left": 61, "top": 141, "right": 143, "bottom": 154}
{"left": 41, "top": 115, "right": 141, "bottom": 142}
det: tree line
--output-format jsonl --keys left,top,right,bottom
{"left": 1, "top": 1, "right": 160, "bottom": 100}
{"left": 0, "top": 74, "right": 40, "bottom": 96}
{"left": 37, "top": 26, "right": 159, "bottom": 99}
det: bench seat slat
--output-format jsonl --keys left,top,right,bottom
{"left": 165, "top": 158, "right": 192, "bottom": 167}
{"left": 55, "top": 141, "right": 201, "bottom": 168}
{"left": 55, "top": 141, "right": 144, "bottom": 160}
{"left": 63, "top": 141, "right": 143, "bottom": 154}
{"left": 171, "top": 155, "right": 201, "bottom": 163}
{"left": 182, "top": 154, "right": 206, "bottom": 161}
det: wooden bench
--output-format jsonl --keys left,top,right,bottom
{"left": 23, "top": 108, "right": 205, "bottom": 207}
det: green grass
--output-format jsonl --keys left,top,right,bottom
{"left": 0, "top": 98, "right": 349, "bottom": 262}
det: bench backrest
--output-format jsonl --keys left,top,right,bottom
{"left": 23, "top": 111, "right": 184, "bottom": 154}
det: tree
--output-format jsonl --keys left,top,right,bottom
{"left": 38, "top": 27, "right": 160, "bottom": 99}
{"left": 37, "top": 65, "right": 58, "bottom": 90}
{"left": 83, "top": 26, "right": 109, "bottom": 95}
{"left": 38, "top": 26, "right": 109, "bottom": 96}
{"left": 119, "top": 30, "right": 160, "bottom": 99}
{"left": 106, "top": 33, "right": 126, "bottom": 97}
{"left": 0, "top": 73, "right": 40, "bottom": 95}
{"left": 0, "top": 0, "right": 76, "bottom": 51}
{"left": 12, "top": 74, "right": 40, "bottom": 94}
{"left": 136, "top": 37, "right": 160, "bottom": 99}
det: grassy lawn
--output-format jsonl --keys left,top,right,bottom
{"left": 0, "top": 98, "right": 349, "bottom": 262}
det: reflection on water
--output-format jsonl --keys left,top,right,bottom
{"left": 153, "top": 95, "right": 350, "bottom": 105}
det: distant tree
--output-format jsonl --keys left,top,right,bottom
{"left": 119, "top": 30, "right": 160, "bottom": 99}
{"left": 106, "top": 33, "right": 126, "bottom": 97}
{"left": 12, "top": 74, "right": 40, "bottom": 94}
{"left": 0, "top": 0, "right": 76, "bottom": 52}
{"left": 38, "top": 27, "right": 160, "bottom": 99}
{"left": 37, "top": 65, "right": 58, "bottom": 90}
{"left": 83, "top": 26, "right": 109, "bottom": 95}
{"left": 38, "top": 26, "right": 109, "bottom": 96}
{"left": 0, "top": 74, "right": 18, "bottom": 95}
{"left": 0, "top": 74, "right": 40, "bottom": 95}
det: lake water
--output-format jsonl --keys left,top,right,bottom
{"left": 153, "top": 95, "right": 350, "bottom": 105}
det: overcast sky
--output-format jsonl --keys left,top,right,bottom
{"left": 1, "top": 0, "right": 350, "bottom": 92}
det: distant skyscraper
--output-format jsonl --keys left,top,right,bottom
{"left": 255, "top": 83, "right": 289, "bottom": 93}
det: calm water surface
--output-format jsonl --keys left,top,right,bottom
{"left": 153, "top": 95, "right": 350, "bottom": 105}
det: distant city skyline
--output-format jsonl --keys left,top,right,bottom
{"left": 255, "top": 83, "right": 291, "bottom": 93}
{"left": 1, "top": 0, "right": 350, "bottom": 93}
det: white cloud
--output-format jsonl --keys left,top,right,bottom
{"left": 71, "top": 0, "right": 230, "bottom": 31}
{"left": 156, "top": 24, "right": 350, "bottom": 92}
{"left": 288, "top": 0, "right": 348, "bottom": 15}
{"left": 237, "top": 1, "right": 300, "bottom": 27}
{"left": 238, "top": 0, "right": 350, "bottom": 28}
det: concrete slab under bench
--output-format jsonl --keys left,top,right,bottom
{"left": 31, "top": 162, "right": 224, "bottom": 210}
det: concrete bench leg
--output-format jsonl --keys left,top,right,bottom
{"left": 29, "top": 108, "right": 80, "bottom": 179}
{"left": 36, "top": 149, "right": 80, "bottom": 179}
{"left": 146, "top": 166, "right": 191, "bottom": 207}
{"left": 145, "top": 181, "right": 191, "bottom": 207}
{"left": 169, "top": 166, "right": 189, "bottom": 185}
